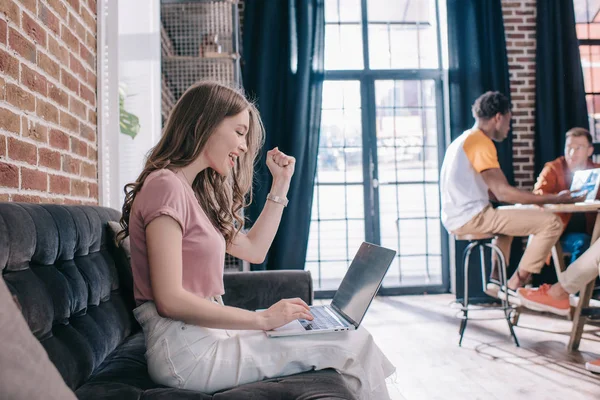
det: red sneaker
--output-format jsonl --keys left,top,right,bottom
{"left": 586, "top": 358, "right": 600, "bottom": 373}
{"left": 516, "top": 284, "right": 570, "bottom": 316}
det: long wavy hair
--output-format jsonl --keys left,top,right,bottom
{"left": 117, "top": 81, "right": 265, "bottom": 245}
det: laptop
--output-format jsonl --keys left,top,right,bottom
{"left": 265, "top": 242, "right": 396, "bottom": 337}
{"left": 570, "top": 168, "right": 600, "bottom": 202}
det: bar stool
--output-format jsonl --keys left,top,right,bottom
{"left": 455, "top": 233, "right": 519, "bottom": 347}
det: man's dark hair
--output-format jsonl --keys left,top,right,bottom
{"left": 565, "top": 127, "right": 593, "bottom": 145}
{"left": 471, "top": 91, "right": 511, "bottom": 120}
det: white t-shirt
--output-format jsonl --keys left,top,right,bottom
{"left": 440, "top": 129, "right": 500, "bottom": 232}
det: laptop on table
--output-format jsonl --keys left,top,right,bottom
{"left": 570, "top": 168, "right": 600, "bottom": 202}
{"left": 265, "top": 242, "right": 396, "bottom": 338}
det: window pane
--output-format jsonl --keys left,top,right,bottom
{"left": 322, "top": 81, "right": 362, "bottom": 110}
{"left": 325, "top": 24, "right": 363, "bottom": 70}
{"left": 368, "top": 0, "right": 430, "bottom": 23}
{"left": 427, "top": 219, "right": 441, "bottom": 255}
{"left": 367, "top": 0, "right": 438, "bottom": 69}
{"left": 317, "top": 220, "right": 348, "bottom": 261}
{"left": 325, "top": 0, "right": 361, "bottom": 23}
{"left": 574, "top": 0, "right": 600, "bottom": 23}
{"left": 369, "top": 24, "right": 438, "bottom": 69}
{"left": 318, "top": 81, "right": 363, "bottom": 184}
{"left": 577, "top": 0, "right": 600, "bottom": 143}
{"left": 399, "top": 219, "right": 427, "bottom": 255}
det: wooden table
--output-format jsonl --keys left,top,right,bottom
{"left": 499, "top": 201, "right": 600, "bottom": 351}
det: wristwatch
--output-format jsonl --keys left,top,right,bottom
{"left": 267, "top": 193, "right": 288, "bottom": 207}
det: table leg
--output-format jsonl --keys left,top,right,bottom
{"left": 567, "top": 211, "right": 600, "bottom": 351}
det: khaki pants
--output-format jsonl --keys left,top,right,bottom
{"left": 454, "top": 205, "right": 563, "bottom": 274}
{"left": 559, "top": 237, "right": 600, "bottom": 293}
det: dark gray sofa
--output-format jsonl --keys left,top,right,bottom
{"left": 0, "top": 203, "right": 355, "bottom": 399}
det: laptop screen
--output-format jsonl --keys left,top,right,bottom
{"left": 570, "top": 168, "right": 600, "bottom": 201}
{"left": 331, "top": 242, "right": 396, "bottom": 327}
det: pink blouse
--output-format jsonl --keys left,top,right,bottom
{"left": 129, "top": 169, "right": 226, "bottom": 306}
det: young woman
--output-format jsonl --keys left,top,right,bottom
{"left": 118, "top": 81, "right": 395, "bottom": 398}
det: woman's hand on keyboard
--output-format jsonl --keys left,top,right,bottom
{"left": 257, "top": 298, "right": 314, "bottom": 330}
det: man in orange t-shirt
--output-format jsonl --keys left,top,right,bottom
{"left": 533, "top": 127, "right": 599, "bottom": 263}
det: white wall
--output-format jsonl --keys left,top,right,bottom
{"left": 117, "top": 0, "right": 161, "bottom": 204}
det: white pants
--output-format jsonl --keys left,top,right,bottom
{"left": 133, "top": 301, "right": 395, "bottom": 399}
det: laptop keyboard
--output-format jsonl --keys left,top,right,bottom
{"left": 299, "top": 306, "right": 344, "bottom": 330}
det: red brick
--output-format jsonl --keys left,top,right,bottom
{"left": 85, "top": 68, "right": 95, "bottom": 88}
{"left": 6, "top": 83, "right": 35, "bottom": 112}
{"left": 517, "top": 25, "right": 536, "bottom": 32}
{"left": 60, "top": 110, "right": 78, "bottom": 131}
{"left": 49, "top": 128, "right": 69, "bottom": 150}
{"left": 87, "top": 144, "right": 96, "bottom": 161}
{"left": 61, "top": 68, "right": 78, "bottom": 93}
{"left": 69, "top": 52, "right": 85, "bottom": 78}
{"left": 38, "top": 52, "right": 60, "bottom": 81}
{"left": 67, "top": 12, "right": 84, "bottom": 41}
{"left": 48, "top": 83, "right": 68, "bottom": 107}
{"left": 0, "top": 133, "right": 5, "bottom": 156}
{"left": 87, "top": 0, "right": 96, "bottom": 15}
{"left": 504, "top": 17, "right": 524, "bottom": 24}
{"left": 0, "top": 0, "right": 19, "bottom": 22}
{"left": 80, "top": 42, "right": 93, "bottom": 68}
{"left": 0, "top": 18, "right": 6, "bottom": 44}
{"left": 68, "top": 0, "right": 80, "bottom": 13}
{"left": 85, "top": 30, "right": 95, "bottom": 49}
{"left": 79, "top": 83, "right": 94, "bottom": 105}
{"left": 88, "top": 109, "right": 96, "bottom": 124}
{"left": 8, "top": 137, "right": 36, "bottom": 164}
{"left": 89, "top": 181, "right": 97, "bottom": 198}
{"left": 9, "top": 27, "right": 36, "bottom": 63}
{"left": 0, "top": 107, "right": 20, "bottom": 133}
{"left": 62, "top": 154, "right": 81, "bottom": 174}
{"left": 0, "top": 162, "right": 18, "bottom": 187}
{"left": 36, "top": 98, "right": 59, "bottom": 124}
{"left": 69, "top": 96, "right": 86, "bottom": 119}
{"left": 19, "top": 0, "right": 37, "bottom": 14}
{"left": 12, "top": 194, "right": 43, "bottom": 203}
{"left": 70, "top": 178, "right": 88, "bottom": 196}
{"left": 39, "top": 148, "right": 61, "bottom": 170}
{"left": 49, "top": 174, "right": 69, "bottom": 194}
{"left": 61, "top": 24, "right": 79, "bottom": 52}
{"left": 21, "top": 117, "right": 48, "bottom": 142}
{"left": 48, "top": 36, "right": 68, "bottom": 65}
{"left": 0, "top": 76, "right": 4, "bottom": 100}
{"left": 21, "top": 167, "right": 47, "bottom": 191}
{"left": 22, "top": 11, "right": 46, "bottom": 47}
{"left": 47, "top": 0, "right": 67, "bottom": 19}
{"left": 63, "top": 198, "right": 81, "bottom": 205}
{"left": 0, "top": 49, "right": 18, "bottom": 81}
{"left": 79, "top": 121, "right": 94, "bottom": 141}
{"left": 21, "top": 64, "right": 48, "bottom": 96}
{"left": 70, "top": 136, "right": 87, "bottom": 156}
{"left": 81, "top": 6, "right": 95, "bottom": 31}
{"left": 81, "top": 161, "right": 95, "bottom": 178}
{"left": 0, "top": 194, "right": 9, "bottom": 201}
{"left": 38, "top": 3, "right": 60, "bottom": 36}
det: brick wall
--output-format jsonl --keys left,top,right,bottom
{"left": 502, "top": 0, "right": 537, "bottom": 189}
{"left": 0, "top": 0, "right": 97, "bottom": 204}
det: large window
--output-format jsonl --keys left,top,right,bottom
{"left": 306, "top": 0, "right": 448, "bottom": 295}
{"left": 575, "top": 0, "right": 600, "bottom": 142}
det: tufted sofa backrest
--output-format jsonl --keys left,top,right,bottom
{"left": 0, "top": 203, "right": 137, "bottom": 390}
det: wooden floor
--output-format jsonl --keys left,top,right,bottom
{"left": 320, "top": 294, "right": 600, "bottom": 399}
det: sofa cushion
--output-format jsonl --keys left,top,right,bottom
{"left": 0, "top": 203, "right": 137, "bottom": 390}
{"left": 76, "top": 332, "right": 355, "bottom": 400}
